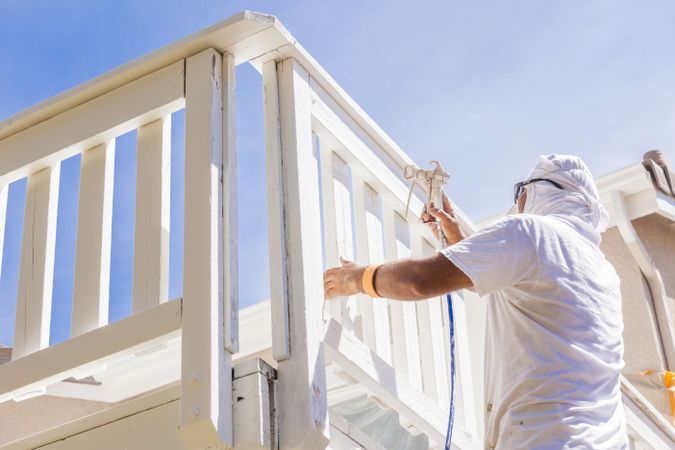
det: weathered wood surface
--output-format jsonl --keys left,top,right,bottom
{"left": 262, "top": 59, "right": 291, "bottom": 362}
{"left": 222, "top": 52, "right": 239, "bottom": 354}
{"left": 181, "top": 48, "right": 232, "bottom": 448}
{"left": 267, "top": 57, "right": 329, "bottom": 449}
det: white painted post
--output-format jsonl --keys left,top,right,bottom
{"left": 222, "top": 52, "right": 238, "bottom": 354}
{"left": 0, "top": 184, "right": 7, "bottom": 278}
{"left": 71, "top": 142, "right": 115, "bottom": 337}
{"left": 262, "top": 59, "right": 291, "bottom": 362}
{"left": 13, "top": 164, "right": 60, "bottom": 359}
{"left": 132, "top": 117, "right": 170, "bottom": 314}
{"left": 263, "top": 57, "right": 329, "bottom": 450}
{"left": 181, "top": 48, "right": 232, "bottom": 448}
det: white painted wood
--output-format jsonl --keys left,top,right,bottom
{"left": 451, "top": 293, "right": 478, "bottom": 438}
{"left": 181, "top": 48, "right": 232, "bottom": 448}
{"left": 0, "top": 12, "right": 275, "bottom": 141}
{"left": 262, "top": 59, "right": 291, "bottom": 362}
{"left": 425, "top": 240, "right": 450, "bottom": 410}
{"left": 350, "top": 174, "right": 377, "bottom": 349}
{"left": 233, "top": 359, "right": 276, "bottom": 450}
{"left": 309, "top": 85, "right": 475, "bottom": 235}
{"left": 71, "top": 142, "right": 115, "bottom": 337}
{"left": 222, "top": 52, "right": 239, "bottom": 354}
{"left": 1, "top": 384, "right": 181, "bottom": 450}
{"left": 410, "top": 235, "right": 440, "bottom": 403}
{"left": 621, "top": 375, "right": 675, "bottom": 444}
{"left": 233, "top": 371, "right": 272, "bottom": 450}
{"left": 624, "top": 393, "right": 675, "bottom": 449}
{"left": 317, "top": 144, "right": 343, "bottom": 324}
{"left": 13, "top": 165, "right": 60, "bottom": 360}
{"left": 381, "top": 203, "right": 411, "bottom": 377}
{"left": 319, "top": 148, "right": 356, "bottom": 331}
{"left": 329, "top": 411, "right": 386, "bottom": 450}
{"left": 0, "top": 183, "right": 7, "bottom": 278}
{"left": 37, "top": 400, "right": 184, "bottom": 450}
{"left": 394, "top": 225, "right": 424, "bottom": 393}
{"left": 132, "top": 117, "right": 171, "bottom": 314}
{"left": 0, "top": 62, "right": 184, "bottom": 185}
{"left": 319, "top": 145, "right": 345, "bottom": 323}
{"left": 324, "top": 319, "right": 480, "bottom": 450}
{"left": 0, "top": 299, "right": 181, "bottom": 402}
{"left": 363, "top": 185, "right": 392, "bottom": 365}
{"left": 269, "top": 57, "right": 329, "bottom": 449}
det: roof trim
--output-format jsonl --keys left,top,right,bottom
{"left": 597, "top": 163, "right": 675, "bottom": 227}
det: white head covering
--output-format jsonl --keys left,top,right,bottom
{"left": 523, "top": 154, "right": 609, "bottom": 232}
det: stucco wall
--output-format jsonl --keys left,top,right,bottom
{"left": 600, "top": 227, "right": 667, "bottom": 374}
{"left": 633, "top": 213, "right": 675, "bottom": 329}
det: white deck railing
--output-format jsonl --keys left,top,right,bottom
{"left": 0, "top": 11, "right": 483, "bottom": 449}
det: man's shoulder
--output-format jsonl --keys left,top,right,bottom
{"left": 490, "top": 213, "right": 566, "bottom": 232}
{"left": 486, "top": 214, "right": 538, "bottom": 233}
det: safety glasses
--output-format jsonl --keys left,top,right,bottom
{"left": 513, "top": 178, "right": 564, "bottom": 204}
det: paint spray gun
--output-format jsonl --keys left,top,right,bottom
{"left": 403, "top": 160, "right": 450, "bottom": 245}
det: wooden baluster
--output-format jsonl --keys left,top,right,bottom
{"left": 383, "top": 206, "right": 423, "bottom": 389}
{"left": 318, "top": 148, "right": 347, "bottom": 327}
{"left": 409, "top": 234, "right": 442, "bottom": 404}
{"left": 13, "top": 164, "right": 60, "bottom": 359}
{"left": 352, "top": 174, "right": 391, "bottom": 363}
{"left": 132, "top": 117, "right": 171, "bottom": 315}
{"left": 449, "top": 291, "right": 478, "bottom": 436}
{"left": 399, "top": 220, "right": 424, "bottom": 391}
{"left": 0, "top": 183, "right": 7, "bottom": 278}
{"left": 181, "top": 48, "right": 232, "bottom": 448}
{"left": 263, "top": 57, "right": 329, "bottom": 448}
{"left": 424, "top": 239, "right": 451, "bottom": 409}
{"left": 71, "top": 142, "right": 115, "bottom": 337}
{"left": 331, "top": 152, "right": 357, "bottom": 331}
{"left": 382, "top": 202, "right": 403, "bottom": 369}
{"left": 351, "top": 175, "right": 372, "bottom": 343}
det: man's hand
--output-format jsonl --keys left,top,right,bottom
{"left": 421, "top": 190, "right": 466, "bottom": 246}
{"left": 323, "top": 257, "right": 365, "bottom": 300}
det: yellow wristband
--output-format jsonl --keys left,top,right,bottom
{"left": 362, "top": 264, "right": 383, "bottom": 298}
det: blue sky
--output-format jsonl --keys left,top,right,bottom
{"left": 1, "top": 1, "right": 675, "bottom": 346}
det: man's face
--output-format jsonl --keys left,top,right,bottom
{"left": 517, "top": 189, "right": 527, "bottom": 214}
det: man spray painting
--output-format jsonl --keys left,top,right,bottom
{"left": 324, "top": 155, "right": 627, "bottom": 449}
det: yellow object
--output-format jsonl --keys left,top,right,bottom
{"left": 362, "top": 264, "right": 383, "bottom": 298}
{"left": 665, "top": 371, "right": 675, "bottom": 426}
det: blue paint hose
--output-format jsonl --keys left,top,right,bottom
{"left": 444, "top": 293, "right": 456, "bottom": 450}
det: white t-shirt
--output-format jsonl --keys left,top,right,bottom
{"left": 442, "top": 214, "right": 627, "bottom": 450}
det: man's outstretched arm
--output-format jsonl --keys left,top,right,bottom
{"left": 323, "top": 253, "right": 473, "bottom": 301}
